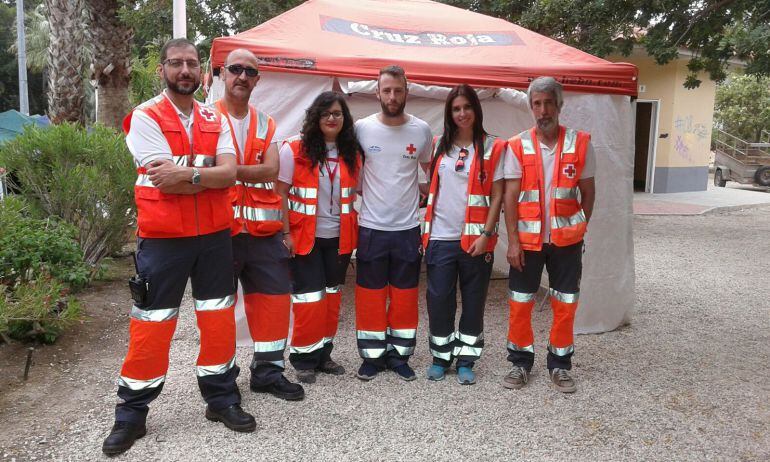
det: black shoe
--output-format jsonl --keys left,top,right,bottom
{"left": 102, "top": 421, "right": 147, "bottom": 456}
{"left": 250, "top": 375, "right": 305, "bottom": 400}
{"left": 317, "top": 359, "right": 346, "bottom": 375}
{"left": 356, "top": 361, "right": 380, "bottom": 381}
{"left": 205, "top": 404, "right": 256, "bottom": 432}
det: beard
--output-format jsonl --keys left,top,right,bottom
{"left": 536, "top": 117, "right": 557, "bottom": 131}
{"left": 380, "top": 99, "right": 406, "bottom": 117}
{"left": 166, "top": 77, "right": 200, "bottom": 96}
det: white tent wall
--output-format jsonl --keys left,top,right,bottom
{"left": 208, "top": 71, "right": 634, "bottom": 343}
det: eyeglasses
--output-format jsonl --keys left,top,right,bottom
{"left": 455, "top": 148, "right": 469, "bottom": 172}
{"left": 226, "top": 64, "right": 259, "bottom": 77}
{"left": 162, "top": 59, "right": 200, "bottom": 69}
{"left": 320, "top": 111, "right": 344, "bottom": 120}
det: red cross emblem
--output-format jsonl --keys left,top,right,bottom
{"left": 406, "top": 143, "right": 417, "bottom": 155}
{"left": 563, "top": 164, "right": 577, "bottom": 179}
{"left": 199, "top": 107, "right": 216, "bottom": 122}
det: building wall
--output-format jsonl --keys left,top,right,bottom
{"left": 609, "top": 54, "right": 716, "bottom": 192}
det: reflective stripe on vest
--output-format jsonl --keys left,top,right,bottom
{"left": 422, "top": 135, "right": 504, "bottom": 253}
{"left": 511, "top": 127, "right": 590, "bottom": 250}
{"left": 129, "top": 95, "right": 228, "bottom": 238}
{"left": 234, "top": 205, "right": 283, "bottom": 223}
{"left": 286, "top": 139, "right": 360, "bottom": 256}
{"left": 216, "top": 101, "right": 282, "bottom": 237}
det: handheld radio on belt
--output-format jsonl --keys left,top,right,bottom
{"left": 128, "top": 252, "right": 149, "bottom": 307}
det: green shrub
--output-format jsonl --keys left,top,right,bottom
{"left": 0, "top": 278, "right": 81, "bottom": 344}
{"left": 0, "top": 123, "right": 135, "bottom": 268}
{"left": 0, "top": 197, "right": 90, "bottom": 290}
{"left": 0, "top": 198, "right": 87, "bottom": 343}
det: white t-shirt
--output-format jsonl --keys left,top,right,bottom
{"left": 430, "top": 143, "right": 505, "bottom": 241}
{"left": 503, "top": 136, "right": 596, "bottom": 243}
{"left": 355, "top": 114, "right": 432, "bottom": 231}
{"left": 227, "top": 112, "right": 250, "bottom": 164}
{"left": 278, "top": 142, "right": 343, "bottom": 238}
{"left": 126, "top": 92, "right": 235, "bottom": 167}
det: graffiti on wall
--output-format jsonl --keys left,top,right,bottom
{"left": 673, "top": 115, "right": 708, "bottom": 163}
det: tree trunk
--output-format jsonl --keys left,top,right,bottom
{"left": 43, "top": 0, "right": 86, "bottom": 124}
{"left": 85, "top": 0, "right": 133, "bottom": 130}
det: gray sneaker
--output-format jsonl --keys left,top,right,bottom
{"left": 549, "top": 368, "right": 577, "bottom": 393}
{"left": 502, "top": 366, "right": 529, "bottom": 389}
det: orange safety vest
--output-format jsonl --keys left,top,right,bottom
{"left": 508, "top": 126, "right": 590, "bottom": 251}
{"left": 421, "top": 134, "right": 506, "bottom": 253}
{"left": 285, "top": 139, "right": 359, "bottom": 256}
{"left": 123, "top": 94, "right": 231, "bottom": 239}
{"left": 215, "top": 100, "right": 283, "bottom": 237}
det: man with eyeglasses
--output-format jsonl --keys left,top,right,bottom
{"left": 353, "top": 65, "right": 432, "bottom": 381}
{"left": 502, "top": 76, "right": 596, "bottom": 394}
{"left": 103, "top": 38, "right": 255, "bottom": 456}
{"left": 214, "top": 48, "right": 305, "bottom": 402}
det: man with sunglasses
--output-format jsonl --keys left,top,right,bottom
{"left": 215, "top": 49, "right": 305, "bottom": 402}
{"left": 103, "top": 38, "right": 254, "bottom": 456}
{"left": 353, "top": 65, "right": 432, "bottom": 381}
{"left": 502, "top": 76, "right": 596, "bottom": 394}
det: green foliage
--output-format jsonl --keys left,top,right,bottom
{"left": 714, "top": 74, "right": 770, "bottom": 142}
{"left": 0, "top": 196, "right": 90, "bottom": 290}
{"left": 120, "top": 0, "right": 304, "bottom": 59}
{"left": 0, "top": 1, "right": 46, "bottom": 114}
{"left": 0, "top": 197, "right": 86, "bottom": 344}
{"left": 130, "top": 45, "right": 163, "bottom": 106}
{"left": 441, "top": 0, "right": 770, "bottom": 88}
{"left": 0, "top": 277, "right": 81, "bottom": 344}
{"left": 0, "top": 123, "right": 135, "bottom": 267}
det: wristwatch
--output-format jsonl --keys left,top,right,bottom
{"left": 482, "top": 229, "right": 494, "bottom": 237}
{"left": 191, "top": 167, "right": 201, "bottom": 185}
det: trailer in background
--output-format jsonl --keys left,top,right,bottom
{"left": 713, "top": 129, "right": 770, "bottom": 188}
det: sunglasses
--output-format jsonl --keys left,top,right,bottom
{"left": 455, "top": 148, "right": 469, "bottom": 172}
{"left": 226, "top": 64, "right": 259, "bottom": 77}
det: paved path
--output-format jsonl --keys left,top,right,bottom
{"left": 634, "top": 180, "right": 770, "bottom": 215}
{"left": 1, "top": 207, "right": 769, "bottom": 461}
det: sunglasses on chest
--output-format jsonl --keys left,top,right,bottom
{"left": 455, "top": 148, "right": 469, "bottom": 172}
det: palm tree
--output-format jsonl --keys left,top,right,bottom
{"left": 85, "top": 0, "right": 133, "bottom": 129}
{"left": 43, "top": 0, "right": 85, "bottom": 124}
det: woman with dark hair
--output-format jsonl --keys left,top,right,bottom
{"left": 421, "top": 84, "right": 507, "bottom": 384}
{"left": 276, "top": 91, "right": 361, "bottom": 384}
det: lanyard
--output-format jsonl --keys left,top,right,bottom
{"left": 323, "top": 157, "right": 339, "bottom": 213}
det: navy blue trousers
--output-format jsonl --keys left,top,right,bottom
{"left": 425, "top": 240, "right": 493, "bottom": 369}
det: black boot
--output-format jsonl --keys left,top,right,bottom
{"left": 250, "top": 374, "right": 305, "bottom": 400}
{"left": 205, "top": 404, "right": 256, "bottom": 432}
{"left": 102, "top": 421, "right": 147, "bottom": 456}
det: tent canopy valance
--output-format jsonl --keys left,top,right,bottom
{"left": 210, "top": 0, "right": 638, "bottom": 96}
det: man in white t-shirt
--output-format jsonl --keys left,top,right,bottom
{"left": 354, "top": 65, "right": 432, "bottom": 381}
{"left": 502, "top": 76, "right": 596, "bottom": 394}
{"left": 215, "top": 49, "right": 304, "bottom": 402}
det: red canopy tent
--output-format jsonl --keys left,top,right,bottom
{"left": 210, "top": 0, "right": 637, "bottom": 339}
{"left": 210, "top": 0, "right": 637, "bottom": 96}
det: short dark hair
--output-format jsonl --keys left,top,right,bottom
{"left": 160, "top": 38, "right": 198, "bottom": 63}
{"left": 378, "top": 65, "right": 407, "bottom": 88}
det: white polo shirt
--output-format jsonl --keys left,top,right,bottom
{"left": 355, "top": 114, "right": 432, "bottom": 231}
{"left": 430, "top": 143, "right": 505, "bottom": 241}
{"left": 126, "top": 92, "right": 235, "bottom": 166}
{"left": 503, "top": 137, "right": 596, "bottom": 243}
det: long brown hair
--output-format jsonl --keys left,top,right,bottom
{"left": 430, "top": 84, "right": 487, "bottom": 180}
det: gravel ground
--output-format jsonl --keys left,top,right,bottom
{"left": 1, "top": 206, "right": 769, "bottom": 461}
